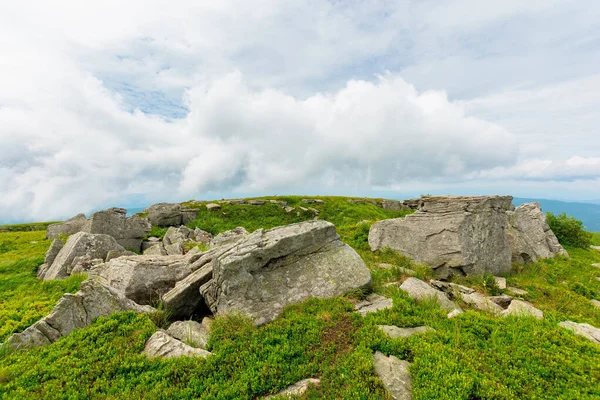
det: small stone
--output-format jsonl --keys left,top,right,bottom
{"left": 590, "top": 299, "right": 600, "bottom": 309}
{"left": 506, "top": 287, "right": 528, "bottom": 296}
{"left": 166, "top": 320, "right": 209, "bottom": 349}
{"left": 247, "top": 200, "right": 266, "bottom": 205}
{"left": 283, "top": 206, "right": 295, "bottom": 213}
{"left": 265, "top": 378, "right": 321, "bottom": 399}
{"left": 447, "top": 309, "right": 463, "bottom": 318}
{"left": 355, "top": 294, "right": 393, "bottom": 316}
{"left": 592, "top": 263, "right": 600, "bottom": 268}
{"left": 494, "top": 276, "right": 507, "bottom": 290}
{"left": 378, "top": 325, "right": 435, "bottom": 338}
{"left": 501, "top": 300, "right": 543, "bottom": 319}
{"left": 461, "top": 292, "right": 504, "bottom": 315}
{"left": 206, "top": 203, "right": 221, "bottom": 211}
{"left": 400, "top": 277, "right": 459, "bottom": 312}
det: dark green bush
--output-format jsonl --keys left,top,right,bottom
{"left": 546, "top": 212, "right": 592, "bottom": 248}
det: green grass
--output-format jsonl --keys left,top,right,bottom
{"left": 591, "top": 232, "right": 600, "bottom": 246}
{"left": 0, "top": 221, "right": 58, "bottom": 233}
{"left": 1, "top": 198, "right": 600, "bottom": 399}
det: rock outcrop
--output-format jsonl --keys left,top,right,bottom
{"left": 4, "top": 279, "right": 153, "bottom": 351}
{"left": 506, "top": 202, "right": 568, "bottom": 263}
{"left": 145, "top": 203, "right": 198, "bottom": 227}
{"left": 46, "top": 213, "right": 88, "bottom": 239}
{"left": 372, "top": 351, "right": 412, "bottom": 400}
{"left": 369, "top": 196, "right": 514, "bottom": 278}
{"left": 81, "top": 208, "right": 151, "bottom": 252}
{"left": 41, "top": 232, "right": 125, "bottom": 280}
{"left": 200, "top": 221, "right": 372, "bottom": 325}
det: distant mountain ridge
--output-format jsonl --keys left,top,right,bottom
{"left": 513, "top": 197, "right": 600, "bottom": 231}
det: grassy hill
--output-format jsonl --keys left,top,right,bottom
{"left": 0, "top": 196, "right": 599, "bottom": 399}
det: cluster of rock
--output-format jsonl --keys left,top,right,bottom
{"left": 369, "top": 196, "right": 568, "bottom": 278}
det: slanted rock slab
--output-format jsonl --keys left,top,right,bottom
{"left": 378, "top": 325, "right": 434, "bottom": 338}
{"left": 355, "top": 294, "right": 393, "bottom": 316}
{"left": 144, "top": 331, "right": 212, "bottom": 359}
{"left": 399, "top": 277, "right": 459, "bottom": 312}
{"left": 46, "top": 213, "right": 87, "bottom": 239}
{"left": 501, "top": 300, "right": 543, "bottom": 319}
{"left": 265, "top": 378, "right": 321, "bottom": 399}
{"left": 559, "top": 321, "right": 600, "bottom": 345}
{"left": 494, "top": 276, "right": 507, "bottom": 290}
{"left": 163, "top": 262, "right": 213, "bottom": 318}
{"left": 372, "top": 351, "right": 412, "bottom": 400}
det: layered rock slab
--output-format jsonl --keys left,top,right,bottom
{"left": 200, "top": 221, "right": 372, "bottom": 325}
{"left": 369, "top": 196, "right": 514, "bottom": 278}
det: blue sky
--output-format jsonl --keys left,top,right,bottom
{"left": 1, "top": 0, "right": 599, "bottom": 222}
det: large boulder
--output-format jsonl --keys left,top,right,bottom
{"left": 145, "top": 203, "right": 198, "bottom": 227}
{"left": 200, "top": 221, "right": 372, "bottom": 325}
{"left": 42, "top": 232, "right": 125, "bottom": 280}
{"left": 82, "top": 208, "right": 151, "bottom": 252}
{"left": 90, "top": 255, "right": 196, "bottom": 305}
{"left": 506, "top": 202, "right": 568, "bottom": 263}
{"left": 46, "top": 213, "right": 87, "bottom": 239}
{"left": 3, "top": 279, "right": 153, "bottom": 351}
{"left": 369, "top": 196, "right": 514, "bottom": 278}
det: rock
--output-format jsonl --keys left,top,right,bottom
{"left": 506, "top": 287, "right": 528, "bottom": 296}
{"left": 146, "top": 203, "right": 196, "bottom": 227}
{"left": 488, "top": 295, "right": 513, "bottom": 309}
{"left": 193, "top": 228, "right": 213, "bottom": 244}
{"left": 372, "top": 351, "right": 412, "bottom": 400}
{"left": 206, "top": 203, "right": 221, "bottom": 211}
{"left": 378, "top": 325, "right": 434, "bottom": 338}
{"left": 399, "top": 278, "right": 459, "bottom": 312}
{"left": 163, "top": 226, "right": 193, "bottom": 255}
{"left": 592, "top": 263, "right": 600, "bottom": 268}
{"left": 143, "top": 331, "right": 212, "bottom": 359}
{"left": 558, "top": 321, "right": 600, "bottom": 345}
{"left": 144, "top": 243, "right": 167, "bottom": 256}
{"left": 355, "top": 294, "right": 393, "bottom": 316}
{"left": 81, "top": 207, "right": 151, "bottom": 252}
{"left": 44, "top": 239, "right": 64, "bottom": 266}
{"left": 166, "top": 320, "right": 210, "bottom": 348}
{"left": 46, "top": 213, "right": 87, "bottom": 239}
{"left": 429, "top": 280, "right": 475, "bottom": 298}
{"left": 36, "top": 263, "right": 50, "bottom": 279}
{"left": 301, "top": 199, "right": 324, "bottom": 205}
{"left": 70, "top": 255, "right": 104, "bottom": 274}
{"left": 381, "top": 200, "right": 409, "bottom": 212}
{"left": 591, "top": 246, "right": 600, "bottom": 252}
{"left": 494, "top": 276, "right": 507, "bottom": 290}
{"left": 283, "top": 206, "right": 295, "bottom": 213}
{"left": 369, "top": 196, "right": 514, "bottom": 278}
{"left": 163, "top": 262, "right": 214, "bottom": 318}
{"left": 265, "top": 378, "right": 321, "bottom": 399}
{"left": 181, "top": 208, "right": 198, "bottom": 224}
{"left": 105, "top": 249, "right": 135, "bottom": 262}
{"left": 400, "top": 198, "right": 422, "bottom": 210}
{"left": 142, "top": 237, "right": 160, "bottom": 251}
{"left": 506, "top": 202, "right": 568, "bottom": 263}
{"left": 200, "top": 220, "right": 372, "bottom": 325}
{"left": 91, "top": 255, "right": 194, "bottom": 305}
{"left": 247, "top": 200, "right": 266, "bottom": 205}
{"left": 210, "top": 227, "right": 248, "bottom": 248}
{"left": 42, "top": 232, "right": 125, "bottom": 280}
{"left": 461, "top": 292, "right": 504, "bottom": 315}
{"left": 590, "top": 299, "right": 600, "bottom": 309}
{"left": 4, "top": 280, "right": 153, "bottom": 351}
{"left": 501, "top": 300, "right": 543, "bottom": 319}
{"left": 447, "top": 309, "right": 463, "bottom": 318}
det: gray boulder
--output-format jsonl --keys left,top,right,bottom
{"left": 488, "top": 295, "right": 513, "bottom": 309}
{"left": 559, "top": 321, "right": 600, "bottom": 345}
{"left": 146, "top": 203, "right": 197, "bottom": 227}
{"left": 369, "top": 196, "right": 514, "bottom": 278}
{"left": 143, "top": 330, "right": 211, "bottom": 359}
{"left": 167, "top": 320, "right": 210, "bottom": 348}
{"left": 200, "top": 221, "right": 372, "bottom": 325}
{"left": 372, "top": 351, "right": 412, "bottom": 400}
{"left": 42, "top": 232, "right": 125, "bottom": 280}
{"left": 507, "top": 202, "right": 568, "bottom": 263}
{"left": 3, "top": 279, "right": 153, "bottom": 351}
{"left": 193, "top": 228, "right": 213, "bottom": 244}
{"left": 45, "top": 239, "right": 64, "bottom": 265}
{"left": 355, "top": 294, "right": 393, "bottom": 316}
{"left": 501, "top": 300, "right": 543, "bottom": 319}
{"left": 46, "top": 213, "right": 87, "bottom": 239}
{"left": 82, "top": 208, "right": 151, "bottom": 252}
{"left": 461, "top": 292, "right": 504, "bottom": 315}
{"left": 90, "top": 255, "right": 195, "bottom": 305}
{"left": 378, "top": 325, "right": 434, "bottom": 339}
{"left": 399, "top": 278, "right": 459, "bottom": 312}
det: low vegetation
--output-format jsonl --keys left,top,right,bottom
{"left": 546, "top": 211, "right": 593, "bottom": 248}
{"left": 1, "top": 197, "right": 599, "bottom": 399}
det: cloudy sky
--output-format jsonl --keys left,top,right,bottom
{"left": 1, "top": 0, "right": 599, "bottom": 223}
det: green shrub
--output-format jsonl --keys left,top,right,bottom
{"left": 546, "top": 212, "right": 593, "bottom": 248}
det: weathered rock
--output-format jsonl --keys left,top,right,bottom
{"left": 399, "top": 278, "right": 459, "bottom": 312}
{"left": 283, "top": 206, "right": 295, "bottom": 213}
{"left": 193, "top": 228, "right": 213, "bottom": 244}
{"left": 163, "top": 226, "right": 193, "bottom": 255}
{"left": 429, "top": 280, "right": 475, "bottom": 298}
{"left": 494, "top": 276, "right": 507, "bottom": 290}
{"left": 488, "top": 295, "right": 513, "bottom": 309}
{"left": 247, "top": 200, "right": 266, "bottom": 205}
{"left": 381, "top": 200, "right": 409, "bottom": 212}
{"left": 105, "top": 249, "right": 135, "bottom": 262}
{"left": 265, "top": 378, "right": 321, "bottom": 399}
{"left": 447, "top": 309, "right": 463, "bottom": 318}
{"left": 167, "top": 320, "right": 210, "bottom": 348}
{"left": 501, "top": 300, "right": 543, "bottom": 319}
{"left": 355, "top": 294, "right": 393, "bottom": 316}
{"left": 369, "top": 196, "right": 514, "bottom": 278}
{"left": 42, "top": 232, "right": 125, "bottom": 280}
{"left": 206, "top": 203, "right": 221, "bottom": 211}
{"left": 378, "top": 325, "right": 434, "bottom": 338}
{"left": 163, "top": 262, "right": 213, "bottom": 318}
{"left": 461, "top": 292, "right": 504, "bottom": 315}
{"left": 558, "top": 321, "right": 600, "bottom": 345}
{"left": 144, "top": 243, "right": 167, "bottom": 255}
{"left": 4, "top": 280, "right": 153, "bottom": 351}
{"left": 91, "top": 255, "right": 194, "bottom": 305}
{"left": 200, "top": 221, "right": 372, "bottom": 325}
{"left": 372, "top": 351, "right": 412, "bottom": 400}
{"left": 592, "top": 263, "right": 600, "bottom": 269}
{"left": 301, "top": 199, "right": 324, "bottom": 205}
{"left": 146, "top": 203, "right": 195, "bottom": 227}
{"left": 70, "top": 255, "right": 104, "bottom": 274}
{"left": 506, "top": 202, "right": 568, "bottom": 264}
{"left": 142, "top": 237, "right": 160, "bottom": 251}
{"left": 181, "top": 208, "right": 198, "bottom": 224}
{"left": 36, "top": 263, "right": 50, "bottom": 279}
{"left": 143, "top": 331, "right": 212, "bottom": 359}
{"left": 46, "top": 213, "right": 87, "bottom": 239}
{"left": 44, "top": 239, "right": 64, "bottom": 266}
{"left": 210, "top": 226, "right": 248, "bottom": 248}
{"left": 506, "top": 287, "right": 529, "bottom": 296}
{"left": 81, "top": 207, "right": 150, "bottom": 252}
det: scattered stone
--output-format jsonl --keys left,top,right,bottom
{"left": 506, "top": 287, "right": 528, "bottom": 296}
{"left": 247, "top": 200, "right": 266, "bottom": 205}
{"left": 301, "top": 199, "right": 324, "bottom": 205}
{"left": 82, "top": 207, "right": 151, "bottom": 252}
{"left": 461, "top": 292, "right": 504, "bottom": 315}
{"left": 369, "top": 196, "right": 514, "bottom": 278}
{"left": 46, "top": 213, "right": 87, "bottom": 239}
{"left": 200, "top": 221, "right": 372, "bottom": 325}
{"left": 210, "top": 227, "right": 248, "bottom": 248}
{"left": 506, "top": 202, "right": 568, "bottom": 263}
{"left": 494, "top": 276, "right": 507, "bottom": 290}
{"left": 143, "top": 331, "right": 212, "bottom": 359}
{"left": 355, "top": 294, "right": 393, "bottom": 316}
{"left": 501, "top": 300, "right": 543, "bottom": 319}
{"left": 488, "top": 295, "right": 513, "bottom": 309}
{"left": 70, "top": 255, "right": 104, "bottom": 274}
{"left": 372, "top": 351, "right": 412, "bottom": 400}
{"left": 592, "top": 264, "right": 600, "bottom": 268}
{"left": 591, "top": 246, "right": 600, "bottom": 252}
{"left": 206, "top": 203, "right": 221, "bottom": 211}
{"left": 558, "top": 321, "right": 600, "bottom": 345}
{"left": 378, "top": 325, "right": 434, "bottom": 338}
{"left": 42, "top": 232, "right": 125, "bottom": 280}
{"left": 167, "top": 320, "right": 210, "bottom": 348}
{"left": 299, "top": 206, "right": 308, "bottom": 212}
{"left": 4, "top": 280, "right": 153, "bottom": 351}
{"left": 265, "top": 378, "right": 321, "bottom": 399}
{"left": 399, "top": 277, "right": 459, "bottom": 312}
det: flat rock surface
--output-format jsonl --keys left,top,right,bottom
{"left": 355, "top": 294, "right": 393, "bottom": 316}
{"left": 372, "top": 351, "right": 412, "bottom": 400}
{"left": 378, "top": 325, "right": 434, "bottom": 338}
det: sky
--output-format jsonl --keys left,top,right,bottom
{"left": 1, "top": 0, "right": 599, "bottom": 223}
